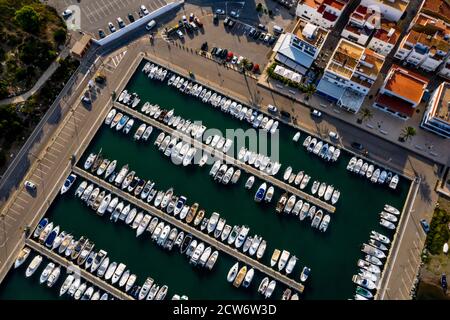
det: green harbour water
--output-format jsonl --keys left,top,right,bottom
{"left": 0, "top": 60, "right": 410, "bottom": 300}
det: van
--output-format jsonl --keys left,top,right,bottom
{"left": 117, "top": 17, "right": 125, "bottom": 28}
{"left": 273, "top": 25, "right": 283, "bottom": 34}
{"left": 146, "top": 20, "right": 156, "bottom": 31}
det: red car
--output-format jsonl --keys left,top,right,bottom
{"left": 226, "top": 52, "right": 234, "bottom": 62}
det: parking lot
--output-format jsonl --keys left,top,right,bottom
{"left": 159, "top": 1, "right": 295, "bottom": 73}
{"left": 48, "top": 0, "right": 168, "bottom": 37}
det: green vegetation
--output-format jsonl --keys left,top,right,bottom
{"left": 266, "top": 62, "right": 315, "bottom": 93}
{"left": 401, "top": 126, "right": 417, "bottom": 141}
{"left": 15, "top": 5, "right": 40, "bottom": 33}
{"left": 358, "top": 107, "right": 374, "bottom": 123}
{"left": 425, "top": 208, "right": 450, "bottom": 255}
{"left": 256, "top": 3, "right": 263, "bottom": 12}
{"left": 0, "top": 0, "right": 67, "bottom": 99}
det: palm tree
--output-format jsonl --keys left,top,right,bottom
{"left": 304, "top": 84, "right": 316, "bottom": 100}
{"left": 111, "top": 91, "right": 116, "bottom": 105}
{"left": 401, "top": 126, "right": 416, "bottom": 141}
{"left": 358, "top": 107, "right": 373, "bottom": 124}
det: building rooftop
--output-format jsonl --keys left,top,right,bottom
{"left": 421, "top": 0, "right": 450, "bottom": 23}
{"left": 431, "top": 82, "right": 450, "bottom": 123}
{"left": 301, "top": 0, "right": 349, "bottom": 10}
{"left": 293, "top": 19, "right": 329, "bottom": 48}
{"left": 327, "top": 39, "right": 384, "bottom": 85}
{"left": 375, "top": 93, "right": 416, "bottom": 117}
{"left": 373, "top": 20, "right": 401, "bottom": 45}
{"left": 373, "top": 0, "right": 410, "bottom": 12}
{"left": 384, "top": 65, "right": 429, "bottom": 103}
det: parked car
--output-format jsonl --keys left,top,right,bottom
{"left": 140, "top": 5, "right": 149, "bottom": 15}
{"left": 311, "top": 109, "right": 322, "bottom": 117}
{"left": 248, "top": 27, "right": 256, "bottom": 37}
{"left": 230, "top": 10, "right": 239, "bottom": 18}
{"left": 117, "top": 17, "right": 125, "bottom": 28}
{"left": 237, "top": 56, "right": 244, "bottom": 65}
{"left": 128, "top": 13, "right": 135, "bottom": 23}
{"left": 213, "top": 14, "right": 219, "bottom": 24}
{"left": 98, "top": 29, "right": 106, "bottom": 38}
{"left": 220, "top": 49, "right": 228, "bottom": 59}
{"left": 62, "top": 9, "right": 73, "bottom": 19}
{"left": 231, "top": 56, "right": 238, "bottom": 64}
{"left": 146, "top": 20, "right": 156, "bottom": 31}
{"left": 257, "top": 23, "right": 266, "bottom": 31}
{"left": 264, "top": 33, "right": 271, "bottom": 42}
{"left": 215, "top": 48, "right": 223, "bottom": 57}
{"left": 194, "top": 17, "right": 203, "bottom": 28}
{"left": 182, "top": 15, "right": 188, "bottom": 23}
{"left": 176, "top": 29, "right": 184, "bottom": 39}
{"left": 329, "top": 131, "right": 339, "bottom": 140}
{"left": 226, "top": 52, "right": 234, "bottom": 62}
{"left": 351, "top": 142, "right": 364, "bottom": 150}
{"left": 273, "top": 25, "right": 284, "bottom": 34}
{"left": 268, "top": 104, "right": 278, "bottom": 113}
{"left": 253, "top": 30, "right": 261, "bottom": 39}
{"left": 224, "top": 17, "right": 230, "bottom": 26}
{"left": 228, "top": 19, "right": 235, "bottom": 28}
{"left": 190, "top": 22, "right": 198, "bottom": 30}
{"left": 201, "top": 42, "right": 208, "bottom": 51}
{"left": 259, "top": 32, "right": 266, "bottom": 41}
{"left": 280, "top": 110, "right": 291, "bottom": 119}
{"left": 211, "top": 47, "right": 218, "bottom": 55}
{"left": 108, "top": 22, "right": 116, "bottom": 33}
{"left": 215, "top": 8, "right": 225, "bottom": 15}
{"left": 189, "top": 13, "right": 195, "bottom": 21}
{"left": 420, "top": 219, "right": 430, "bottom": 233}
{"left": 268, "top": 36, "right": 277, "bottom": 45}
{"left": 24, "top": 180, "right": 36, "bottom": 190}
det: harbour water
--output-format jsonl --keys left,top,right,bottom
{"left": 0, "top": 61, "right": 409, "bottom": 300}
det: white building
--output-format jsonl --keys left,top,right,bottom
{"left": 316, "top": 39, "right": 385, "bottom": 113}
{"left": 296, "top": 0, "right": 350, "bottom": 30}
{"left": 421, "top": 82, "right": 450, "bottom": 138}
{"left": 394, "top": 13, "right": 450, "bottom": 72}
{"left": 367, "top": 20, "right": 401, "bottom": 56}
{"left": 272, "top": 19, "right": 329, "bottom": 74}
{"left": 373, "top": 65, "right": 429, "bottom": 120}
{"left": 360, "top": 0, "right": 410, "bottom": 22}
{"left": 438, "top": 57, "right": 450, "bottom": 79}
{"left": 341, "top": 5, "right": 376, "bottom": 45}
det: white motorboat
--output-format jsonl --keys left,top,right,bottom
{"left": 300, "top": 266, "right": 311, "bottom": 282}
{"left": 111, "top": 263, "right": 126, "bottom": 285}
{"left": 292, "top": 132, "right": 301, "bottom": 142}
{"left": 14, "top": 247, "right": 31, "bottom": 269}
{"left": 283, "top": 195, "right": 296, "bottom": 214}
{"left": 227, "top": 262, "right": 239, "bottom": 283}
{"left": 285, "top": 255, "right": 297, "bottom": 274}
{"left": 283, "top": 167, "right": 292, "bottom": 181}
{"left": 277, "top": 250, "right": 290, "bottom": 271}
{"left": 264, "top": 186, "right": 274, "bottom": 202}
{"left": 242, "top": 268, "right": 254, "bottom": 288}
{"left": 25, "top": 255, "right": 43, "bottom": 277}
{"left": 318, "top": 214, "right": 330, "bottom": 232}
{"left": 234, "top": 225, "right": 250, "bottom": 249}
{"left": 245, "top": 176, "right": 255, "bottom": 189}
{"left": 384, "top": 204, "right": 400, "bottom": 215}
{"left": 39, "top": 262, "right": 55, "bottom": 284}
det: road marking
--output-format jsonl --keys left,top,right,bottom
{"left": 16, "top": 196, "right": 29, "bottom": 206}
{"left": 54, "top": 140, "right": 65, "bottom": 149}
{"left": 50, "top": 146, "right": 62, "bottom": 154}
{"left": 12, "top": 201, "right": 25, "bottom": 211}
{"left": 46, "top": 152, "right": 58, "bottom": 161}
{"left": 35, "top": 167, "right": 47, "bottom": 176}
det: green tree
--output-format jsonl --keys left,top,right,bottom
{"left": 0, "top": 80, "right": 8, "bottom": 98}
{"left": 359, "top": 107, "right": 373, "bottom": 123}
{"left": 304, "top": 83, "right": 316, "bottom": 99}
{"left": 401, "top": 126, "right": 416, "bottom": 141}
{"left": 15, "top": 6, "right": 40, "bottom": 33}
{"left": 53, "top": 28, "right": 67, "bottom": 45}
{"left": 256, "top": 3, "right": 263, "bottom": 12}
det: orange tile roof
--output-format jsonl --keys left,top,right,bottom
{"left": 375, "top": 94, "right": 416, "bottom": 117}
{"left": 421, "top": 0, "right": 450, "bottom": 22}
{"left": 384, "top": 65, "right": 429, "bottom": 103}
{"left": 373, "top": 21, "right": 400, "bottom": 45}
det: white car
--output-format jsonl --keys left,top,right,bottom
{"left": 230, "top": 10, "right": 240, "bottom": 18}
{"left": 176, "top": 29, "right": 184, "bottom": 39}
{"left": 329, "top": 131, "right": 339, "bottom": 140}
{"left": 62, "top": 9, "right": 73, "bottom": 19}
{"left": 311, "top": 109, "right": 322, "bottom": 117}
{"left": 268, "top": 104, "right": 278, "bottom": 113}
{"left": 237, "top": 56, "right": 244, "bottom": 65}
{"left": 108, "top": 22, "right": 116, "bottom": 33}
{"left": 231, "top": 56, "right": 238, "bottom": 64}
{"left": 215, "top": 9, "right": 225, "bottom": 15}
{"left": 140, "top": 5, "right": 149, "bottom": 15}
{"left": 24, "top": 180, "right": 36, "bottom": 190}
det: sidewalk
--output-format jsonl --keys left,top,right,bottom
{"left": 258, "top": 75, "right": 449, "bottom": 166}
{"left": 0, "top": 49, "right": 69, "bottom": 106}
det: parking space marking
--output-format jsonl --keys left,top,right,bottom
{"left": 46, "top": 152, "right": 58, "bottom": 160}
{"left": 50, "top": 146, "right": 62, "bottom": 154}
{"left": 12, "top": 201, "right": 25, "bottom": 211}
{"left": 54, "top": 140, "right": 66, "bottom": 149}
{"left": 16, "top": 196, "right": 29, "bottom": 206}
{"left": 35, "top": 167, "right": 47, "bottom": 177}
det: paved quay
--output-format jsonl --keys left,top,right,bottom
{"left": 72, "top": 167, "right": 306, "bottom": 294}
{"left": 114, "top": 101, "right": 336, "bottom": 214}
{"left": 25, "top": 238, "right": 133, "bottom": 300}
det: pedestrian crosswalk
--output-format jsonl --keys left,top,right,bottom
{"left": 104, "top": 50, "right": 127, "bottom": 73}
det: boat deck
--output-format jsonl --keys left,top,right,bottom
{"left": 25, "top": 238, "right": 134, "bottom": 300}
{"left": 114, "top": 102, "right": 336, "bottom": 214}
{"left": 72, "top": 167, "right": 306, "bottom": 294}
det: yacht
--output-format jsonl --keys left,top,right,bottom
{"left": 380, "top": 211, "right": 398, "bottom": 223}
{"left": 380, "top": 219, "right": 396, "bottom": 230}
{"left": 256, "top": 240, "right": 266, "bottom": 259}
{"left": 318, "top": 182, "right": 327, "bottom": 198}
{"left": 352, "top": 274, "right": 377, "bottom": 290}
{"left": 47, "top": 266, "right": 61, "bottom": 287}
{"left": 227, "top": 225, "right": 240, "bottom": 245}
{"left": 245, "top": 176, "right": 255, "bottom": 189}
{"left": 285, "top": 255, "right": 297, "bottom": 275}
{"left": 60, "top": 174, "right": 77, "bottom": 194}
{"left": 277, "top": 250, "right": 290, "bottom": 271}
{"left": 389, "top": 174, "right": 399, "bottom": 190}
{"left": 283, "top": 166, "right": 292, "bottom": 181}
{"left": 264, "top": 280, "right": 276, "bottom": 299}
{"left": 214, "top": 218, "right": 226, "bottom": 238}
{"left": 91, "top": 250, "right": 108, "bottom": 273}
{"left": 39, "top": 262, "right": 55, "bottom": 284}
{"left": 258, "top": 277, "right": 269, "bottom": 295}
{"left": 227, "top": 262, "right": 239, "bottom": 283}
{"left": 139, "top": 277, "right": 154, "bottom": 300}
{"left": 318, "top": 214, "right": 330, "bottom": 232}
{"left": 125, "top": 274, "right": 137, "bottom": 292}
{"left": 206, "top": 250, "right": 219, "bottom": 270}
{"left": 59, "top": 274, "right": 74, "bottom": 296}
{"left": 111, "top": 263, "right": 126, "bottom": 285}
{"left": 249, "top": 236, "right": 262, "bottom": 256}
{"left": 96, "top": 257, "right": 110, "bottom": 277}
{"left": 14, "top": 247, "right": 31, "bottom": 269}
{"left": 254, "top": 183, "right": 267, "bottom": 202}
{"left": 233, "top": 266, "right": 247, "bottom": 288}
{"left": 180, "top": 234, "right": 193, "bottom": 255}
{"left": 284, "top": 195, "right": 296, "bottom": 214}
{"left": 204, "top": 212, "right": 219, "bottom": 234}
{"left": 235, "top": 225, "right": 250, "bottom": 249}
{"left": 25, "top": 255, "right": 43, "bottom": 277}
{"left": 220, "top": 225, "right": 232, "bottom": 242}
{"left": 361, "top": 243, "right": 386, "bottom": 259}
{"left": 384, "top": 204, "right": 400, "bottom": 215}
{"left": 370, "top": 230, "right": 391, "bottom": 244}
{"left": 104, "top": 261, "right": 117, "bottom": 281}
{"left": 311, "top": 210, "right": 323, "bottom": 228}
{"left": 275, "top": 193, "right": 288, "bottom": 213}
{"left": 137, "top": 214, "right": 151, "bottom": 237}
{"left": 301, "top": 266, "right": 311, "bottom": 282}
{"left": 199, "top": 247, "right": 212, "bottom": 267}
{"left": 190, "top": 242, "right": 205, "bottom": 266}
{"left": 270, "top": 249, "right": 280, "bottom": 267}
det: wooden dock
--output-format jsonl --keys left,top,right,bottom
{"left": 114, "top": 102, "right": 335, "bottom": 213}
{"left": 72, "top": 167, "right": 305, "bottom": 294}
{"left": 25, "top": 238, "right": 134, "bottom": 300}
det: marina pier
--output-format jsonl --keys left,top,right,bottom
{"left": 72, "top": 166, "right": 306, "bottom": 294}
{"left": 114, "top": 102, "right": 336, "bottom": 214}
{"left": 25, "top": 239, "right": 134, "bottom": 300}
